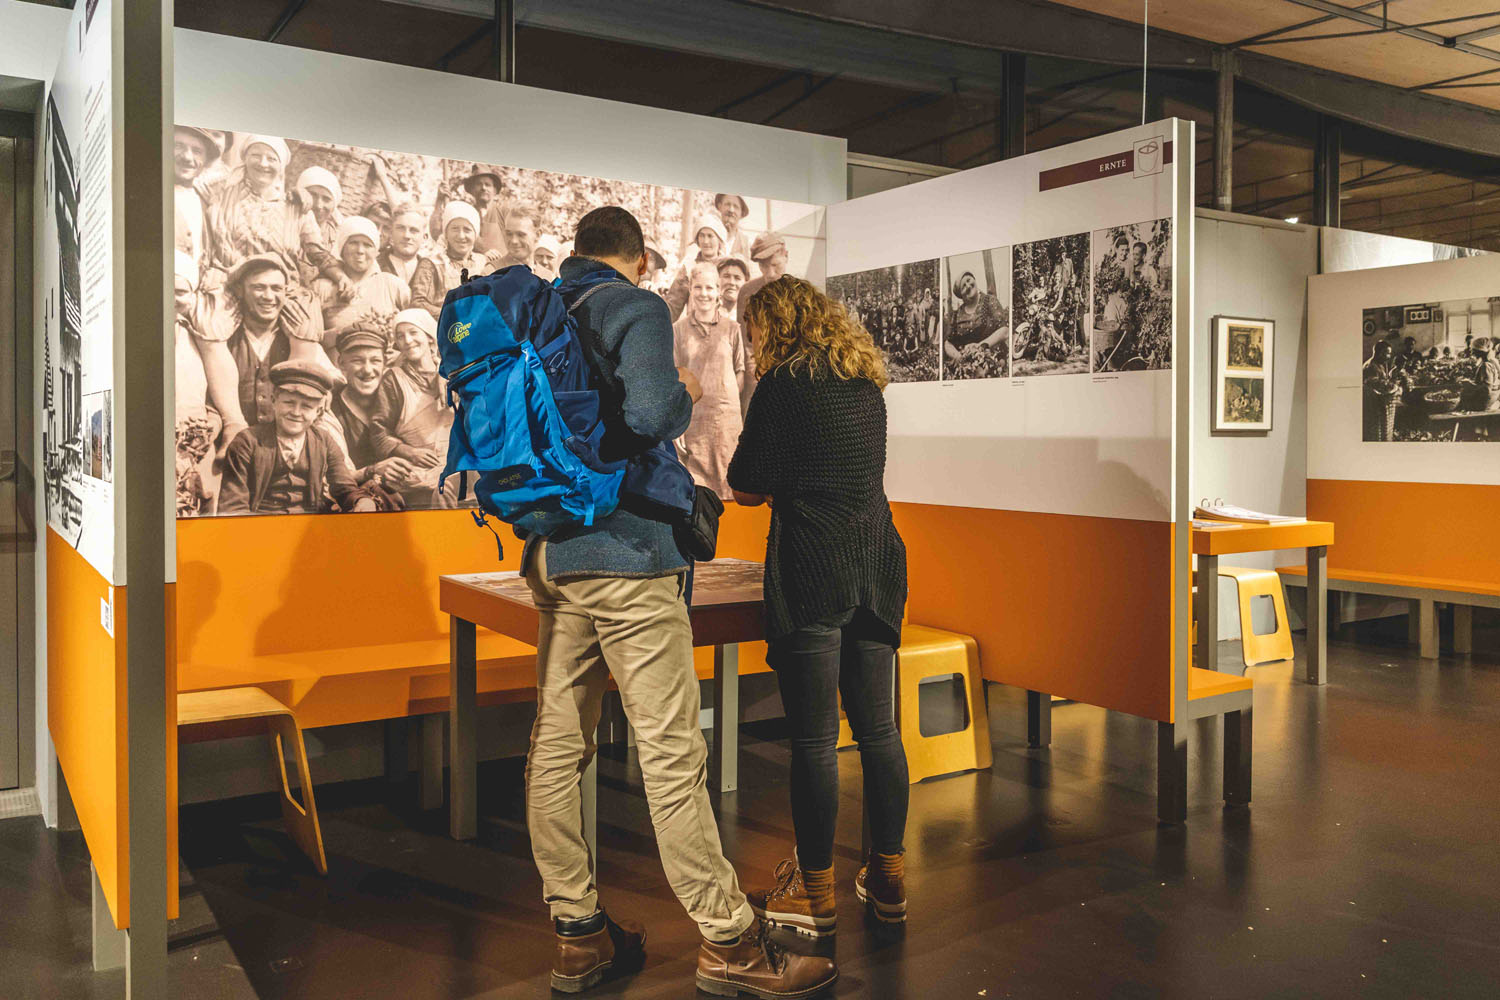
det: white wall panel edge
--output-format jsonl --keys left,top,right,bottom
{"left": 174, "top": 29, "right": 846, "bottom": 207}
{"left": 1308, "top": 254, "right": 1500, "bottom": 486}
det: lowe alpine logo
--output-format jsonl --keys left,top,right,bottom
{"left": 447, "top": 320, "right": 473, "bottom": 344}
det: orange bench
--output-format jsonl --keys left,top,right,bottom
{"left": 175, "top": 509, "right": 778, "bottom": 822}
{"left": 1277, "top": 565, "right": 1499, "bottom": 659}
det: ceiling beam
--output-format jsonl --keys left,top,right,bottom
{"left": 1242, "top": 13, "right": 1500, "bottom": 48}
{"left": 1277, "top": 0, "right": 1500, "bottom": 64}
{"left": 1230, "top": 0, "right": 1390, "bottom": 47}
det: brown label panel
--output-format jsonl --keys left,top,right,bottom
{"left": 1039, "top": 140, "right": 1175, "bottom": 192}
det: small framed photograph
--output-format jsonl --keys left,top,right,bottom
{"left": 1212, "top": 316, "right": 1274, "bottom": 433}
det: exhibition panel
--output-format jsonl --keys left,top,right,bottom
{"left": 36, "top": 0, "right": 177, "bottom": 932}
{"left": 1308, "top": 255, "right": 1500, "bottom": 589}
{"left": 827, "top": 121, "right": 1191, "bottom": 726}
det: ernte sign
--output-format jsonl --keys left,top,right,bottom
{"left": 1038, "top": 137, "right": 1174, "bottom": 192}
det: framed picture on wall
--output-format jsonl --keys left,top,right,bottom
{"left": 1212, "top": 316, "right": 1274, "bottom": 433}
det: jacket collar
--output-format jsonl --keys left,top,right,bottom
{"left": 557, "top": 256, "right": 633, "bottom": 299}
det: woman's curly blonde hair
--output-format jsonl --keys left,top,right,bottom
{"left": 741, "top": 275, "right": 889, "bottom": 388}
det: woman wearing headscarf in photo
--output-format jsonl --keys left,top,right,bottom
{"left": 664, "top": 215, "right": 730, "bottom": 320}
{"left": 208, "top": 134, "right": 308, "bottom": 278}
{"left": 368, "top": 308, "right": 454, "bottom": 508}
{"left": 727, "top": 276, "right": 909, "bottom": 939}
{"left": 293, "top": 165, "right": 346, "bottom": 286}
{"left": 312, "top": 216, "right": 412, "bottom": 351}
{"left": 410, "top": 200, "right": 488, "bottom": 319}
{"left": 531, "top": 234, "right": 563, "bottom": 283}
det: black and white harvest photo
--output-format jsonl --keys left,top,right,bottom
{"left": 1011, "top": 233, "right": 1089, "bottom": 376}
{"left": 169, "top": 124, "right": 824, "bottom": 517}
{"left": 1090, "top": 219, "right": 1172, "bottom": 373}
{"left": 941, "top": 248, "right": 1010, "bottom": 380}
{"left": 1361, "top": 298, "right": 1500, "bottom": 442}
{"left": 1221, "top": 377, "right": 1265, "bottom": 425}
{"left": 826, "top": 259, "right": 941, "bottom": 383}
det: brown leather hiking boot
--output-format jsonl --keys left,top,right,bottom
{"left": 854, "top": 850, "right": 906, "bottom": 924}
{"left": 550, "top": 909, "right": 646, "bottom": 993}
{"left": 746, "top": 859, "right": 837, "bottom": 938}
{"left": 696, "top": 918, "right": 838, "bottom": 998}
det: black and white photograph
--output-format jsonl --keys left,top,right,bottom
{"left": 42, "top": 93, "right": 85, "bottom": 542}
{"left": 1225, "top": 324, "right": 1264, "bottom": 371}
{"left": 1360, "top": 298, "right": 1500, "bottom": 442}
{"left": 1212, "top": 315, "right": 1274, "bottom": 433}
{"left": 171, "top": 124, "right": 825, "bottom": 516}
{"left": 1011, "top": 233, "right": 1090, "bottom": 376}
{"left": 826, "top": 259, "right": 941, "bottom": 383}
{"left": 1091, "top": 219, "right": 1172, "bottom": 373}
{"left": 1221, "top": 377, "right": 1265, "bottom": 426}
{"left": 941, "top": 247, "right": 1010, "bottom": 380}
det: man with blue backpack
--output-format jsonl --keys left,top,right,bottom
{"left": 439, "top": 207, "right": 836, "bottom": 997}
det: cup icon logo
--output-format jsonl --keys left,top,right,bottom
{"left": 1133, "top": 136, "right": 1165, "bottom": 177}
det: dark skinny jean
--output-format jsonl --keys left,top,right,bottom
{"left": 768, "top": 608, "right": 909, "bottom": 871}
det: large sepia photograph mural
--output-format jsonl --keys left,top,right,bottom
{"left": 172, "top": 125, "right": 825, "bottom": 517}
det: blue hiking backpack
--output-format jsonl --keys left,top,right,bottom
{"left": 437, "top": 264, "right": 694, "bottom": 557}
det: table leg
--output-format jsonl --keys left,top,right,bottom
{"left": 449, "top": 615, "right": 477, "bottom": 840}
{"left": 712, "top": 643, "right": 740, "bottom": 793}
{"left": 1196, "top": 554, "right": 1219, "bottom": 674}
{"left": 1223, "top": 707, "right": 1252, "bottom": 806}
{"left": 1418, "top": 598, "right": 1438, "bottom": 660}
{"left": 1157, "top": 721, "right": 1187, "bottom": 825}
{"left": 1305, "top": 546, "right": 1327, "bottom": 685}
{"left": 1455, "top": 605, "right": 1474, "bottom": 655}
{"left": 1026, "top": 690, "right": 1051, "bottom": 749}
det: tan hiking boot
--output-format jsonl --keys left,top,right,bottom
{"left": 550, "top": 909, "right": 646, "bottom": 993}
{"left": 746, "top": 859, "right": 837, "bottom": 938}
{"left": 696, "top": 918, "right": 838, "bottom": 998}
{"left": 854, "top": 850, "right": 906, "bottom": 924}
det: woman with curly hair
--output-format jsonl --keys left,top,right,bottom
{"left": 728, "top": 275, "right": 910, "bottom": 939}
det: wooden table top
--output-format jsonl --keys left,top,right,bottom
{"left": 440, "top": 558, "right": 767, "bottom": 647}
{"left": 1190, "top": 519, "right": 1334, "bottom": 556}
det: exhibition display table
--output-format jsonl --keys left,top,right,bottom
{"left": 1192, "top": 520, "right": 1335, "bottom": 684}
{"left": 438, "top": 558, "right": 765, "bottom": 840}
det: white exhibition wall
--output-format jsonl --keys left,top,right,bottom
{"left": 1193, "top": 211, "right": 1317, "bottom": 639}
{"left": 169, "top": 28, "right": 847, "bottom": 802}
{"left": 175, "top": 29, "right": 845, "bottom": 213}
{"left": 1309, "top": 253, "right": 1500, "bottom": 487}
{"left": 828, "top": 121, "right": 1184, "bottom": 522}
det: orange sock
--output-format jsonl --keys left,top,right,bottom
{"left": 872, "top": 851, "right": 904, "bottom": 881}
{"left": 802, "top": 865, "right": 836, "bottom": 904}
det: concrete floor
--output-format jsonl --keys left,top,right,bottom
{"left": 3, "top": 613, "right": 1498, "bottom": 998}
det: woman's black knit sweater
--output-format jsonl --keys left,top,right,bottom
{"left": 727, "top": 364, "right": 907, "bottom": 642}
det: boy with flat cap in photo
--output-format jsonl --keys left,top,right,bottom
{"left": 735, "top": 232, "right": 791, "bottom": 328}
{"left": 218, "top": 360, "right": 378, "bottom": 515}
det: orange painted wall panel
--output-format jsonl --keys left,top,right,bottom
{"left": 1307, "top": 479, "right": 1500, "bottom": 589}
{"left": 891, "top": 504, "right": 1174, "bottom": 723}
{"left": 47, "top": 528, "right": 128, "bottom": 926}
{"left": 176, "top": 505, "right": 780, "bottom": 676}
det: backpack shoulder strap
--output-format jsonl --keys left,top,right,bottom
{"left": 566, "top": 281, "right": 623, "bottom": 389}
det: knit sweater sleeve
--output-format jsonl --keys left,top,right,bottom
{"left": 727, "top": 371, "right": 788, "bottom": 496}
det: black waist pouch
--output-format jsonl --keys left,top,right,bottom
{"left": 674, "top": 485, "right": 724, "bottom": 562}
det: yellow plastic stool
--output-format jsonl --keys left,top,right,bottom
{"left": 1218, "top": 566, "right": 1295, "bottom": 668}
{"left": 898, "top": 625, "right": 992, "bottom": 783}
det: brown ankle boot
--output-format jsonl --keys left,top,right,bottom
{"left": 854, "top": 850, "right": 906, "bottom": 924}
{"left": 550, "top": 909, "right": 646, "bottom": 993}
{"left": 696, "top": 918, "right": 838, "bottom": 998}
{"left": 746, "top": 859, "right": 837, "bottom": 937}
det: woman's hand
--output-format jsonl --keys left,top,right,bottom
{"left": 677, "top": 367, "right": 703, "bottom": 403}
{"left": 732, "top": 489, "right": 768, "bottom": 507}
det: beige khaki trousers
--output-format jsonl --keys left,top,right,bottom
{"left": 524, "top": 542, "right": 753, "bottom": 941}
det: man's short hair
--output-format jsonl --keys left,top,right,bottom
{"left": 574, "top": 206, "right": 645, "bottom": 261}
